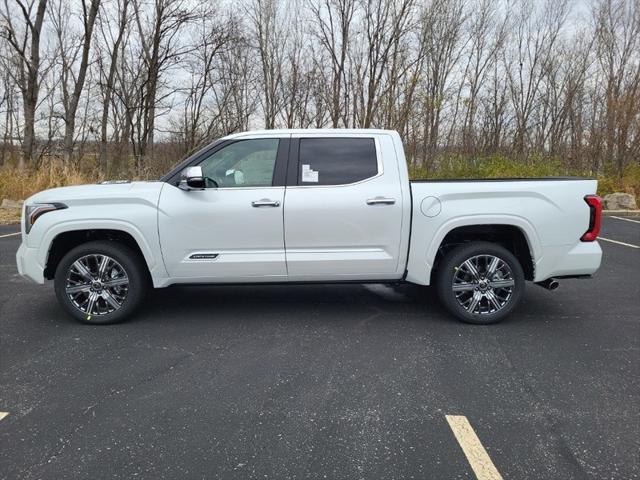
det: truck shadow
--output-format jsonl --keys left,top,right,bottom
{"left": 129, "top": 282, "right": 561, "bottom": 327}
{"left": 30, "top": 281, "right": 564, "bottom": 328}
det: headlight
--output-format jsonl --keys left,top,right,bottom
{"left": 25, "top": 203, "right": 67, "bottom": 234}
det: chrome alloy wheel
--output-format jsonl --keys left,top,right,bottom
{"left": 64, "top": 254, "right": 129, "bottom": 316}
{"left": 452, "top": 254, "right": 515, "bottom": 315}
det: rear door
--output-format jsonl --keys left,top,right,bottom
{"left": 283, "top": 133, "right": 405, "bottom": 280}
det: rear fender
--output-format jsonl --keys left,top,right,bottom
{"left": 406, "top": 214, "right": 541, "bottom": 285}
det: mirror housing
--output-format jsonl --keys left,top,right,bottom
{"left": 179, "top": 166, "right": 206, "bottom": 190}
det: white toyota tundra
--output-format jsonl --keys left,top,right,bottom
{"left": 16, "top": 129, "right": 603, "bottom": 324}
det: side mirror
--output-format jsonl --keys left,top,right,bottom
{"left": 179, "top": 166, "right": 206, "bottom": 190}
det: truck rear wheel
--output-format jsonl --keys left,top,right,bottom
{"left": 436, "top": 241, "right": 524, "bottom": 324}
{"left": 54, "top": 241, "right": 148, "bottom": 324}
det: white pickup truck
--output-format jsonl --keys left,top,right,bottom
{"left": 16, "top": 129, "right": 603, "bottom": 325}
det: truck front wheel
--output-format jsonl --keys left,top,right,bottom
{"left": 54, "top": 241, "right": 148, "bottom": 324}
{"left": 436, "top": 241, "right": 525, "bottom": 324}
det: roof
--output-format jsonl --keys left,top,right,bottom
{"left": 221, "top": 128, "right": 398, "bottom": 139}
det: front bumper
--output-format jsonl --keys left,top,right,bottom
{"left": 16, "top": 242, "right": 45, "bottom": 284}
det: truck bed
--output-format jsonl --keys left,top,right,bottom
{"left": 405, "top": 177, "right": 602, "bottom": 285}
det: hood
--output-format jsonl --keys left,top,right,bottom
{"left": 26, "top": 181, "right": 166, "bottom": 208}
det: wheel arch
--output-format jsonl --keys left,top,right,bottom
{"left": 405, "top": 215, "right": 541, "bottom": 285}
{"left": 429, "top": 223, "right": 536, "bottom": 283}
{"left": 44, "top": 228, "right": 153, "bottom": 281}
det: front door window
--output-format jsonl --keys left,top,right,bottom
{"left": 198, "top": 139, "right": 280, "bottom": 188}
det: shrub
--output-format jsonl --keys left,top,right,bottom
{"left": 408, "top": 154, "right": 638, "bottom": 199}
{"left": 1, "top": 154, "right": 637, "bottom": 204}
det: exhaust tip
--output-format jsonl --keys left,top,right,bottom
{"left": 536, "top": 278, "right": 559, "bottom": 291}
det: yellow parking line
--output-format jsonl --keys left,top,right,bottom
{"left": 446, "top": 415, "right": 503, "bottom": 480}
{"left": 0, "top": 412, "right": 8, "bottom": 421}
{"left": 0, "top": 232, "right": 20, "bottom": 238}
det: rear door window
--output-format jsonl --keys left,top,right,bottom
{"left": 298, "top": 138, "right": 378, "bottom": 185}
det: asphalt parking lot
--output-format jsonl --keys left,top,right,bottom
{"left": 1, "top": 217, "right": 638, "bottom": 479}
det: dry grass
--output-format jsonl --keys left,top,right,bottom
{"left": 0, "top": 208, "right": 21, "bottom": 225}
{"left": 0, "top": 163, "right": 100, "bottom": 201}
{"left": 1, "top": 158, "right": 637, "bottom": 206}
{"left": 409, "top": 155, "right": 640, "bottom": 198}
{"left": 0, "top": 164, "right": 100, "bottom": 225}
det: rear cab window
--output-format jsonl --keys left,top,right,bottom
{"left": 298, "top": 138, "right": 378, "bottom": 186}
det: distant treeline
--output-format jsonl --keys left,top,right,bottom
{"left": 0, "top": 0, "right": 639, "bottom": 180}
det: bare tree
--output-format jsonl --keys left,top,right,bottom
{"left": 358, "top": 0, "right": 415, "bottom": 128}
{"left": 131, "top": 0, "right": 199, "bottom": 164}
{"left": 214, "top": 35, "right": 256, "bottom": 134}
{"left": 1, "top": 0, "right": 48, "bottom": 166}
{"left": 247, "top": 0, "right": 287, "bottom": 129}
{"left": 458, "top": 0, "right": 507, "bottom": 154}
{"left": 310, "top": 0, "right": 356, "bottom": 127}
{"left": 176, "top": 11, "right": 238, "bottom": 152}
{"left": 415, "top": 0, "right": 466, "bottom": 166}
{"left": 505, "top": 0, "right": 570, "bottom": 157}
{"left": 593, "top": 0, "right": 640, "bottom": 176}
{"left": 95, "top": 0, "right": 129, "bottom": 171}
{"left": 49, "top": 0, "right": 100, "bottom": 163}
{"left": 0, "top": 36, "right": 18, "bottom": 164}
{"left": 0, "top": 0, "right": 637, "bottom": 183}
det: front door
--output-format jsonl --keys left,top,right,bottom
{"left": 158, "top": 137, "right": 288, "bottom": 281}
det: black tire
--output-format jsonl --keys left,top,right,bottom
{"left": 54, "top": 240, "right": 148, "bottom": 324}
{"left": 435, "top": 241, "right": 525, "bottom": 324}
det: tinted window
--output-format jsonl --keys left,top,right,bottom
{"left": 198, "top": 139, "right": 279, "bottom": 187}
{"left": 298, "top": 138, "right": 378, "bottom": 185}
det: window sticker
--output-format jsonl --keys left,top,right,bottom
{"left": 301, "top": 164, "right": 319, "bottom": 183}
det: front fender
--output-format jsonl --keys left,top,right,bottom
{"left": 22, "top": 182, "right": 168, "bottom": 285}
{"left": 37, "top": 219, "right": 161, "bottom": 275}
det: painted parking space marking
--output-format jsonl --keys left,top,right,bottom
{"left": 446, "top": 415, "right": 502, "bottom": 480}
{"left": 609, "top": 216, "right": 640, "bottom": 224}
{"left": 599, "top": 237, "right": 640, "bottom": 249}
{"left": 0, "top": 232, "right": 20, "bottom": 238}
{"left": 0, "top": 412, "right": 8, "bottom": 421}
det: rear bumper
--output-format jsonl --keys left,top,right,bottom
{"left": 534, "top": 241, "right": 602, "bottom": 282}
{"left": 16, "top": 243, "right": 45, "bottom": 284}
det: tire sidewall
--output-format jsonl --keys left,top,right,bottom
{"left": 54, "top": 241, "right": 147, "bottom": 325}
{"left": 436, "top": 242, "right": 525, "bottom": 324}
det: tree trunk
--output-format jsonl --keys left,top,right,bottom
{"left": 99, "top": 0, "right": 128, "bottom": 173}
{"left": 18, "top": 0, "right": 48, "bottom": 167}
{"left": 63, "top": 0, "right": 101, "bottom": 163}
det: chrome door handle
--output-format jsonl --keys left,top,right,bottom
{"left": 366, "top": 197, "right": 396, "bottom": 205}
{"left": 251, "top": 199, "right": 280, "bottom": 207}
